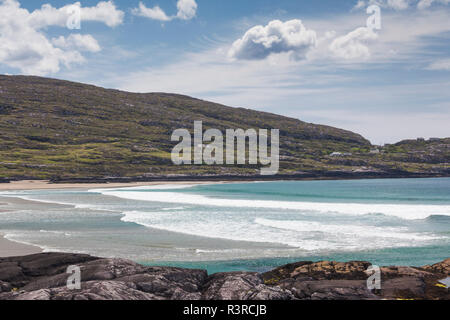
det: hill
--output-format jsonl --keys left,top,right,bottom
{"left": 0, "top": 75, "right": 448, "bottom": 181}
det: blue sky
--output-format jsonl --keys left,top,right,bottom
{"left": 1, "top": 0, "right": 449, "bottom": 144}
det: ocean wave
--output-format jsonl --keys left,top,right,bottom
{"left": 253, "top": 218, "right": 441, "bottom": 241}
{"left": 3, "top": 233, "right": 50, "bottom": 252}
{"left": 39, "top": 230, "right": 72, "bottom": 236}
{"left": 161, "top": 207, "right": 187, "bottom": 211}
{"left": 3, "top": 195, "right": 77, "bottom": 207}
{"left": 119, "top": 210, "right": 443, "bottom": 251}
{"left": 88, "top": 184, "right": 198, "bottom": 194}
{"left": 0, "top": 195, "right": 118, "bottom": 213}
{"left": 101, "top": 190, "right": 450, "bottom": 220}
{"left": 194, "top": 248, "right": 248, "bottom": 254}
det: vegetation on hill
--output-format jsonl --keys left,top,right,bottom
{"left": 0, "top": 75, "right": 448, "bottom": 181}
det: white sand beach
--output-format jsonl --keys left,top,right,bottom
{"left": 0, "top": 180, "right": 220, "bottom": 191}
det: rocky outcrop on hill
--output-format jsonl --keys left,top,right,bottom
{"left": 0, "top": 253, "right": 448, "bottom": 300}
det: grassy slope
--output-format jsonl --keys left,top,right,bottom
{"left": 0, "top": 75, "right": 448, "bottom": 180}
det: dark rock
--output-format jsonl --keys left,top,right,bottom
{"left": 21, "top": 257, "right": 145, "bottom": 292}
{"left": 0, "top": 280, "right": 12, "bottom": 293}
{"left": 263, "top": 260, "right": 372, "bottom": 281}
{"left": 10, "top": 281, "right": 157, "bottom": 301}
{"left": 422, "top": 258, "right": 450, "bottom": 275}
{"left": 0, "top": 262, "right": 24, "bottom": 283}
{"left": 278, "top": 279, "right": 379, "bottom": 300}
{"left": 380, "top": 266, "right": 433, "bottom": 279}
{"left": 202, "top": 272, "right": 262, "bottom": 300}
{"left": 115, "top": 266, "right": 208, "bottom": 300}
{"left": 202, "top": 272, "right": 294, "bottom": 300}
{"left": 50, "top": 281, "right": 157, "bottom": 301}
{"left": 241, "top": 284, "right": 295, "bottom": 300}
{"left": 380, "top": 277, "right": 426, "bottom": 299}
{"left": 262, "top": 261, "right": 313, "bottom": 285}
{"left": 0, "top": 253, "right": 449, "bottom": 300}
{"left": 0, "top": 253, "right": 99, "bottom": 289}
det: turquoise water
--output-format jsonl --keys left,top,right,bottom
{"left": 150, "top": 245, "right": 449, "bottom": 274}
{"left": 180, "top": 178, "right": 450, "bottom": 204}
{"left": 0, "top": 178, "right": 449, "bottom": 273}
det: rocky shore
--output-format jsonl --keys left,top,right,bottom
{"left": 0, "top": 253, "right": 449, "bottom": 300}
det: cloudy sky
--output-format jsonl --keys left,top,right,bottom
{"left": 1, "top": 0, "right": 449, "bottom": 144}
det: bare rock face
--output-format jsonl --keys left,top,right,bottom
{"left": 289, "top": 261, "right": 372, "bottom": 280}
{"left": 50, "top": 281, "right": 158, "bottom": 300}
{"left": 201, "top": 272, "right": 294, "bottom": 300}
{"left": 0, "top": 253, "right": 449, "bottom": 300}
{"left": 115, "top": 266, "right": 208, "bottom": 300}
{"left": 380, "top": 277, "right": 426, "bottom": 299}
{"left": 262, "top": 261, "right": 371, "bottom": 284}
{"left": 278, "top": 279, "right": 379, "bottom": 300}
{"left": 0, "top": 253, "right": 207, "bottom": 300}
{"left": 0, "top": 253, "right": 98, "bottom": 286}
{"left": 263, "top": 259, "right": 450, "bottom": 300}
{"left": 21, "top": 257, "right": 148, "bottom": 292}
{"left": 266, "top": 261, "right": 380, "bottom": 300}
{"left": 422, "top": 258, "right": 450, "bottom": 275}
{"left": 12, "top": 281, "right": 157, "bottom": 301}
{"left": 379, "top": 266, "right": 433, "bottom": 279}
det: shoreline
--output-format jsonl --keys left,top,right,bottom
{"left": 0, "top": 175, "right": 449, "bottom": 191}
{"left": 0, "top": 180, "right": 232, "bottom": 258}
{"left": 0, "top": 204, "right": 43, "bottom": 257}
{"left": 0, "top": 180, "right": 227, "bottom": 191}
{"left": 0, "top": 234, "right": 43, "bottom": 257}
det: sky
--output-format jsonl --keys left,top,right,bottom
{"left": 0, "top": 0, "right": 449, "bottom": 144}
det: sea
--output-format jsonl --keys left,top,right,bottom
{"left": 0, "top": 178, "right": 449, "bottom": 273}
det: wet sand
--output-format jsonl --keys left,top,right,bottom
{"left": 1, "top": 202, "right": 43, "bottom": 256}
{"left": 0, "top": 234, "right": 43, "bottom": 258}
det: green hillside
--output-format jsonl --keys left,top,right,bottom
{"left": 0, "top": 75, "right": 448, "bottom": 181}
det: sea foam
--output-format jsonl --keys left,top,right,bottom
{"left": 99, "top": 189, "right": 450, "bottom": 220}
{"left": 119, "top": 211, "right": 442, "bottom": 250}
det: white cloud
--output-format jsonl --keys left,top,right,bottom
{"left": 132, "top": 0, "right": 197, "bottom": 22}
{"left": 176, "top": 0, "right": 198, "bottom": 20}
{"left": 132, "top": 2, "right": 171, "bottom": 21}
{"left": 329, "top": 27, "right": 378, "bottom": 60}
{"left": 80, "top": 1, "right": 124, "bottom": 27}
{"left": 417, "top": 0, "right": 450, "bottom": 9}
{"left": 118, "top": 8, "right": 450, "bottom": 96}
{"left": 386, "top": 0, "right": 411, "bottom": 10}
{"left": 353, "top": 0, "right": 367, "bottom": 10}
{"left": 228, "top": 19, "right": 317, "bottom": 61}
{"left": 417, "top": 0, "right": 434, "bottom": 8}
{"left": 52, "top": 34, "right": 101, "bottom": 53}
{"left": 29, "top": 1, "right": 124, "bottom": 28}
{"left": 0, "top": 0, "right": 122, "bottom": 75}
{"left": 353, "top": 0, "right": 412, "bottom": 10}
{"left": 426, "top": 59, "right": 450, "bottom": 70}
{"left": 354, "top": 0, "right": 450, "bottom": 10}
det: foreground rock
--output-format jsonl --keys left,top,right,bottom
{"left": 0, "top": 253, "right": 448, "bottom": 300}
